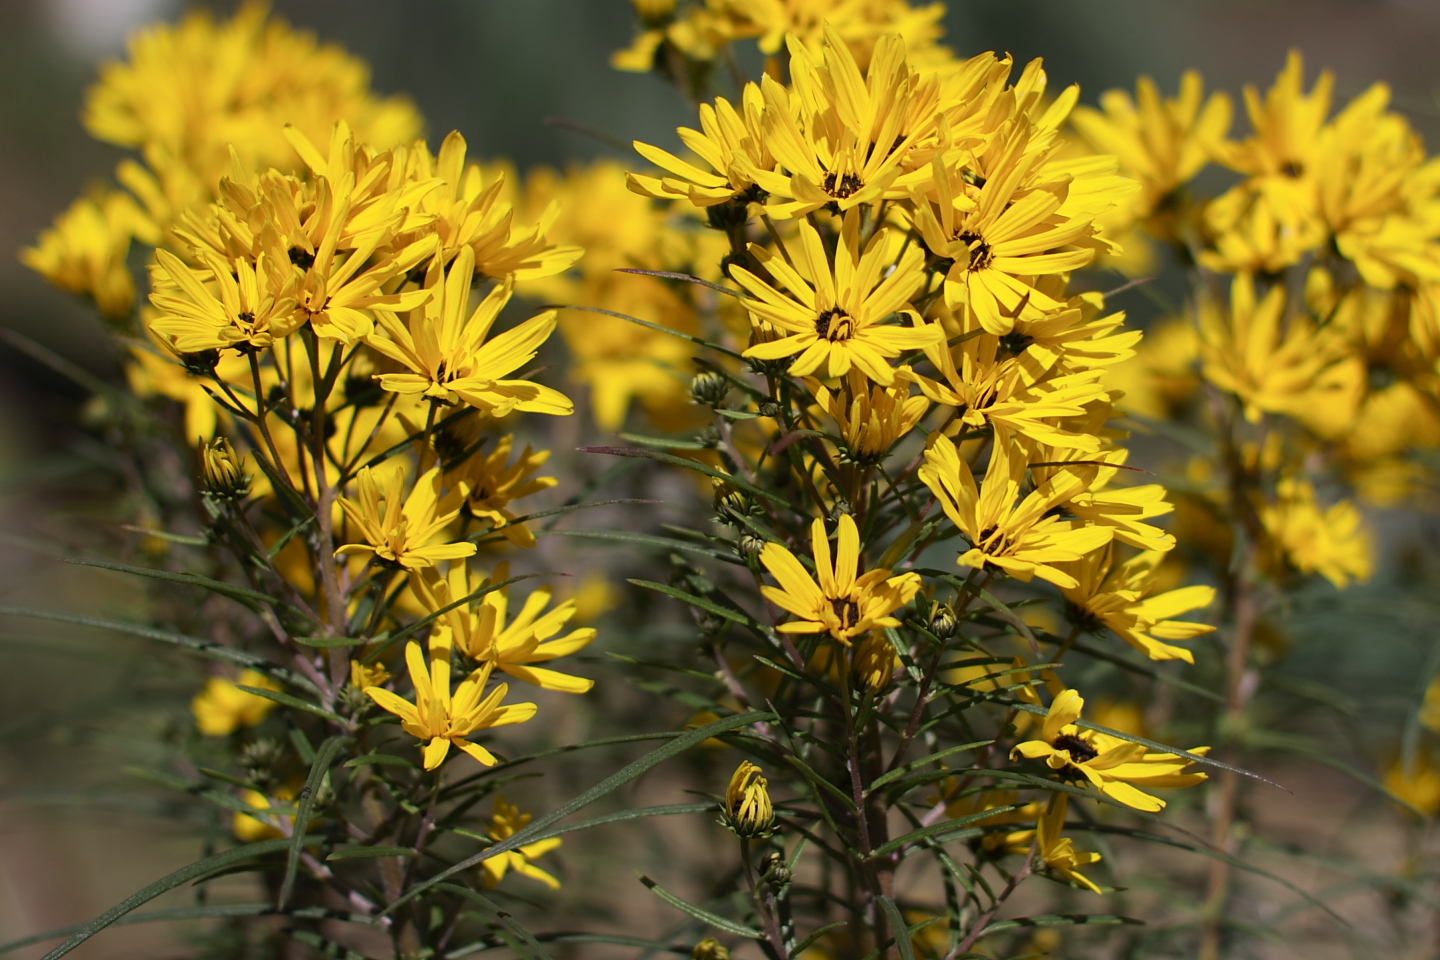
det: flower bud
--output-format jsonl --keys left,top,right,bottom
{"left": 691, "top": 939, "right": 731, "bottom": 960}
{"left": 852, "top": 634, "right": 900, "bottom": 692}
{"left": 689, "top": 371, "right": 730, "bottom": 408}
{"left": 929, "top": 602, "right": 958, "bottom": 640}
{"left": 721, "top": 761, "right": 775, "bottom": 839}
{"left": 762, "top": 851, "right": 792, "bottom": 887}
{"left": 201, "top": 437, "right": 250, "bottom": 500}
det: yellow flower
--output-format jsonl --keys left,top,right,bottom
{"left": 721, "top": 761, "right": 775, "bottom": 838}
{"left": 629, "top": 83, "right": 772, "bottom": 209}
{"left": 811, "top": 371, "right": 929, "bottom": 465}
{"left": 1037, "top": 793, "right": 1103, "bottom": 894}
{"left": 1012, "top": 688, "right": 1208, "bottom": 812}
{"left": 942, "top": 787, "right": 1041, "bottom": 853}
{"left": 148, "top": 248, "right": 299, "bottom": 354}
{"left": 918, "top": 435, "right": 1110, "bottom": 589}
{"left": 349, "top": 660, "right": 390, "bottom": 690}
{"left": 415, "top": 562, "right": 596, "bottom": 694}
{"left": 1384, "top": 752, "right": 1440, "bottom": 818}
{"left": 364, "top": 641, "right": 536, "bottom": 770}
{"left": 732, "top": 211, "right": 936, "bottom": 384}
{"left": 368, "top": 248, "right": 572, "bottom": 417}
{"left": 690, "top": 939, "right": 732, "bottom": 960}
{"left": 851, "top": 633, "right": 901, "bottom": 692}
{"left": 448, "top": 435, "right": 558, "bottom": 548}
{"left": 480, "top": 795, "right": 562, "bottom": 889}
{"left": 192, "top": 669, "right": 282, "bottom": 736}
{"left": 21, "top": 190, "right": 145, "bottom": 320}
{"left": 759, "top": 513, "right": 921, "bottom": 644}
{"left": 335, "top": 464, "right": 477, "bottom": 572}
{"left": 1057, "top": 548, "right": 1214, "bottom": 664}
{"left": 232, "top": 787, "right": 295, "bottom": 843}
{"left": 1070, "top": 71, "right": 1231, "bottom": 218}
{"left": 1259, "top": 479, "right": 1372, "bottom": 588}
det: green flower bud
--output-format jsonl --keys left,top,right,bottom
{"left": 201, "top": 437, "right": 250, "bottom": 500}
{"left": 721, "top": 761, "right": 775, "bottom": 839}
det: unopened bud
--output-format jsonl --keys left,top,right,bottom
{"left": 738, "top": 532, "right": 766, "bottom": 566}
{"left": 691, "top": 940, "right": 731, "bottom": 960}
{"left": 762, "top": 851, "right": 792, "bottom": 887}
{"left": 695, "top": 424, "right": 721, "bottom": 449}
{"left": 721, "top": 761, "right": 775, "bottom": 839}
{"left": 852, "top": 634, "right": 900, "bottom": 692}
{"left": 201, "top": 437, "right": 250, "bottom": 500}
{"left": 689, "top": 371, "right": 730, "bottom": 408}
{"left": 929, "top": 602, "right": 958, "bottom": 640}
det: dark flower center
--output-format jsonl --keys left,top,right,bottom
{"left": 815, "top": 307, "right": 856, "bottom": 342}
{"left": 957, "top": 231, "right": 994, "bottom": 271}
{"left": 823, "top": 172, "right": 863, "bottom": 199}
{"left": 998, "top": 331, "right": 1033, "bottom": 356}
{"left": 1052, "top": 733, "right": 1099, "bottom": 765}
{"left": 1280, "top": 160, "right": 1303, "bottom": 178}
{"left": 831, "top": 597, "right": 861, "bottom": 629}
{"left": 237, "top": 311, "right": 256, "bottom": 327}
{"left": 288, "top": 247, "right": 315, "bottom": 270}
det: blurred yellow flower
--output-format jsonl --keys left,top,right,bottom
{"left": 480, "top": 794, "right": 562, "bottom": 889}
{"left": 192, "top": 669, "right": 282, "bottom": 736}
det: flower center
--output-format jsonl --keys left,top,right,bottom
{"left": 1280, "top": 160, "right": 1303, "bottom": 178}
{"left": 831, "top": 596, "right": 861, "bottom": 629}
{"left": 957, "top": 231, "right": 994, "bottom": 271}
{"left": 815, "top": 307, "right": 856, "bottom": 342}
{"left": 823, "top": 172, "right": 862, "bottom": 199}
{"left": 237, "top": 311, "right": 256, "bottom": 327}
{"left": 1052, "top": 733, "right": 1099, "bottom": 765}
{"left": 288, "top": 247, "right": 315, "bottom": 270}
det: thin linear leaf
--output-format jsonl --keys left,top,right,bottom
{"left": 548, "top": 303, "right": 744, "bottom": 359}
{"left": 878, "top": 896, "right": 918, "bottom": 960}
{"left": 871, "top": 740, "right": 994, "bottom": 791}
{"left": 235, "top": 686, "right": 345, "bottom": 724}
{"left": 120, "top": 526, "right": 210, "bottom": 547}
{"left": 34, "top": 839, "right": 310, "bottom": 960}
{"left": 791, "top": 922, "right": 848, "bottom": 958}
{"left": 345, "top": 752, "right": 418, "bottom": 771}
{"left": 292, "top": 635, "right": 361, "bottom": 648}
{"left": 639, "top": 875, "right": 762, "bottom": 938}
{"left": 278, "top": 735, "right": 348, "bottom": 907}
{"left": 436, "top": 884, "right": 555, "bottom": 960}
{"left": 614, "top": 267, "right": 755, "bottom": 301}
{"left": 977, "top": 914, "right": 1143, "bottom": 939}
{"left": 628, "top": 579, "right": 764, "bottom": 630}
{"left": 579, "top": 445, "right": 790, "bottom": 507}
{"left": 385, "top": 711, "right": 775, "bottom": 914}
{"left": 537, "top": 528, "right": 740, "bottom": 564}
{"left": 63, "top": 557, "right": 278, "bottom": 607}
{"left": 619, "top": 432, "right": 713, "bottom": 451}
{"left": 480, "top": 803, "right": 716, "bottom": 848}
{"left": 0, "top": 605, "right": 301, "bottom": 685}
{"left": 871, "top": 804, "right": 1026, "bottom": 858}
{"left": 0, "top": 903, "right": 303, "bottom": 955}
{"left": 478, "top": 498, "right": 660, "bottom": 535}
{"left": 326, "top": 845, "right": 416, "bottom": 861}
{"left": 445, "top": 932, "right": 692, "bottom": 959}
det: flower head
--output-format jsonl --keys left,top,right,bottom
{"left": 364, "top": 641, "right": 536, "bottom": 770}
{"left": 335, "top": 464, "right": 477, "bottom": 571}
{"left": 759, "top": 513, "right": 921, "bottom": 644}
{"left": 721, "top": 760, "right": 775, "bottom": 838}
{"left": 200, "top": 437, "right": 251, "bottom": 500}
{"left": 1037, "top": 793, "right": 1104, "bottom": 894}
{"left": 480, "top": 794, "right": 562, "bottom": 888}
{"left": 192, "top": 669, "right": 281, "bottom": 736}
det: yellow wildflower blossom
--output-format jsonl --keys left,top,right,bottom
{"left": 1418, "top": 676, "right": 1440, "bottom": 734}
{"left": 448, "top": 435, "right": 558, "bottom": 549}
{"left": 1057, "top": 548, "right": 1215, "bottom": 664}
{"left": 21, "top": 189, "right": 146, "bottom": 320}
{"left": 192, "top": 669, "right": 282, "bottom": 736}
{"left": 350, "top": 660, "right": 390, "bottom": 690}
{"left": 721, "top": 760, "right": 775, "bottom": 838}
{"left": 758, "top": 513, "right": 921, "bottom": 644}
{"left": 1259, "top": 479, "right": 1372, "bottom": 588}
{"left": 811, "top": 371, "right": 929, "bottom": 465}
{"left": 629, "top": 83, "right": 772, "bottom": 209}
{"left": 367, "top": 248, "right": 572, "bottom": 417}
{"left": 416, "top": 562, "right": 596, "bottom": 694}
{"left": 147, "top": 248, "right": 299, "bottom": 353}
{"left": 1012, "top": 688, "right": 1208, "bottom": 812}
{"left": 918, "top": 435, "right": 1110, "bottom": 589}
{"left": 364, "top": 641, "right": 536, "bottom": 770}
{"left": 1037, "top": 793, "right": 1103, "bottom": 894}
{"left": 335, "top": 464, "right": 477, "bottom": 571}
{"left": 232, "top": 787, "right": 295, "bottom": 843}
{"left": 732, "top": 211, "right": 936, "bottom": 384}
{"left": 1384, "top": 752, "right": 1440, "bottom": 818}
{"left": 480, "top": 795, "right": 563, "bottom": 889}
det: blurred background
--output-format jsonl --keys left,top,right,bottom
{"left": 3, "top": 1, "right": 1440, "bottom": 956}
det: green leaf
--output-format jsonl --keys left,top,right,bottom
{"left": 278, "top": 735, "right": 348, "bottom": 907}
{"left": 384, "top": 711, "right": 774, "bottom": 914}
{"left": 444, "top": 932, "right": 693, "bottom": 958}
{"left": 550, "top": 303, "right": 745, "bottom": 359}
{"left": 537, "top": 528, "right": 741, "bottom": 564}
{"left": 613, "top": 267, "right": 755, "bottom": 302}
{"left": 326, "top": 845, "right": 416, "bottom": 860}
{"left": 619, "top": 432, "right": 713, "bottom": 451}
{"left": 235, "top": 685, "right": 344, "bottom": 724}
{"left": 578, "top": 445, "right": 790, "bottom": 507}
{"left": 292, "top": 635, "right": 362, "bottom": 648}
{"left": 0, "top": 605, "right": 303, "bottom": 687}
{"left": 977, "top": 913, "right": 1143, "bottom": 939}
{"left": 878, "top": 895, "right": 917, "bottom": 960}
{"left": 628, "top": 579, "right": 764, "bottom": 631}
{"left": 436, "top": 884, "right": 555, "bottom": 960}
{"left": 63, "top": 557, "right": 278, "bottom": 607}
{"left": 344, "top": 752, "right": 418, "bottom": 771}
{"left": 0, "top": 903, "right": 291, "bottom": 955}
{"left": 31, "top": 839, "right": 310, "bottom": 959}
{"left": 639, "top": 875, "right": 762, "bottom": 938}
{"left": 870, "top": 804, "right": 1026, "bottom": 858}
{"left": 791, "top": 922, "right": 848, "bottom": 958}
{"left": 871, "top": 740, "right": 994, "bottom": 791}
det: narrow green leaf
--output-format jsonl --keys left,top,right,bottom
{"left": 385, "top": 711, "right": 774, "bottom": 914}
{"left": 613, "top": 267, "right": 755, "bottom": 302}
{"left": 878, "top": 896, "right": 917, "bottom": 960}
{"left": 120, "top": 526, "right": 210, "bottom": 547}
{"left": 538, "top": 528, "right": 740, "bottom": 564}
{"left": 783, "top": 754, "right": 857, "bottom": 813}
{"left": 578, "top": 445, "right": 790, "bottom": 507}
{"left": 444, "top": 931, "right": 692, "bottom": 958}
{"left": 0, "top": 605, "right": 300, "bottom": 686}
{"left": 292, "top": 635, "right": 361, "bottom": 648}
{"left": 0, "top": 903, "right": 288, "bottom": 955}
{"left": 619, "top": 432, "right": 712, "bottom": 451}
{"left": 628, "top": 579, "right": 763, "bottom": 630}
{"left": 871, "top": 740, "right": 994, "bottom": 791}
{"left": 870, "top": 804, "right": 1026, "bottom": 858}
{"left": 278, "top": 735, "right": 348, "bottom": 907}
{"left": 977, "top": 914, "right": 1142, "bottom": 938}
{"left": 639, "top": 875, "right": 762, "bottom": 938}
{"left": 64, "top": 557, "right": 277, "bottom": 606}
{"left": 344, "top": 752, "right": 418, "bottom": 771}
{"left": 34, "top": 839, "right": 306, "bottom": 960}
{"left": 236, "top": 685, "right": 345, "bottom": 724}
{"left": 326, "top": 845, "right": 416, "bottom": 861}
{"left": 436, "top": 884, "right": 555, "bottom": 960}
{"left": 791, "top": 922, "right": 848, "bottom": 958}
{"left": 550, "top": 303, "right": 745, "bottom": 359}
